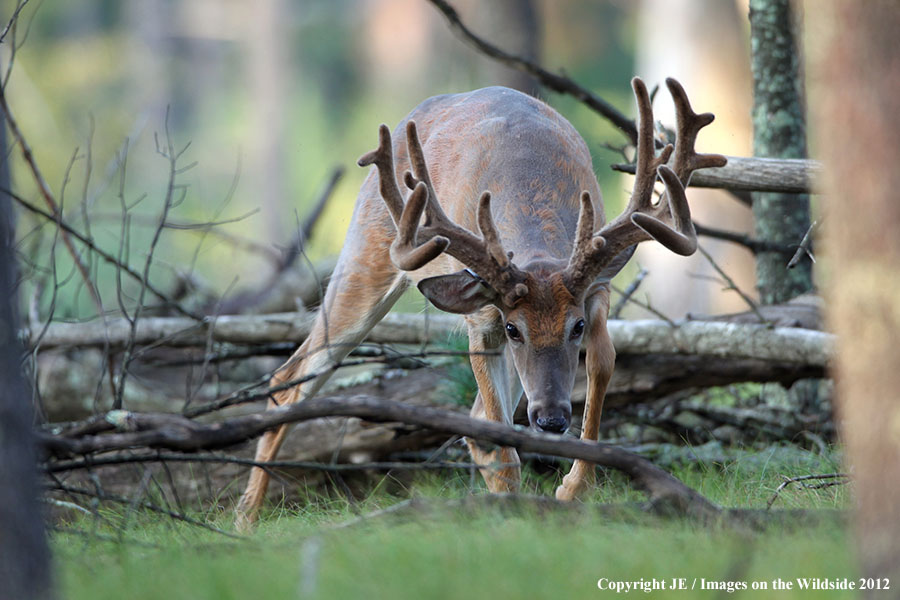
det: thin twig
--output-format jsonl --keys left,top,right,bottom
{"left": 116, "top": 110, "right": 191, "bottom": 408}
{"left": 610, "top": 284, "right": 676, "bottom": 326}
{"left": 281, "top": 166, "right": 343, "bottom": 271}
{"left": 44, "top": 452, "right": 491, "bottom": 474}
{"left": 0, "top": 0, "right": 30, "bottom": 45}
{"left": 787, "top": 219, "right": 817, "bottom": 269}
{"left": 696, "top": 245, "right": 769, "bottom": 325}
{"left": 8, "top": 188, "right": 201, "bottom": 319}
{"left": 46, "top": 482, "right": 242, "bottom": 539}
{"left": 766, "top": 473, "right": 849, "bottom": 509}
{"left": 610, "top": 268, "right": 647, "bottom": 319}
{"left": 0, "top": 81, "right": 106, "bottom": 317}
{"left": 694, "top": 221, "right": 792, "bottom": 255}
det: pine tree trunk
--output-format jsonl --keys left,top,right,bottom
{"left": 749, "top": 0, "right": 812, "bottom": 304}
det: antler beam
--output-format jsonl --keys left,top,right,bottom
{"left": 564, "top": 77, "right": 727, "bottom": 295}
{"left": 359, "top": 121, "right": 529, "bottom": 307}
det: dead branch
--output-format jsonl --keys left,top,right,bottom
{"left": 787, "top": 219, "right": 818, "bottom": 269}
{"left": 689, "top": 293, "right": 822, "bottom": 330}
{"left": 115, "top": 110, "right": 187, "bottom": 409}
{"left": 693, "top": 221, "right": 793, "bottom": 254}
{"left": 610, "top": 268, "right": 647, "bottom": 319}
{"left": 9, "top": 188, "right": 200, "bottom": 319}
{"left": 425, "top": 0, "right": 640, "bottom": 145}
{"left": 24, "top": 313, "right": 833, "bottom": 367}
{"left": 216, "top": 166, "right": 343, "bottom": 315}
{"left": 766, "top": 473, "right": 849, "bottom": 509}
{"left": 603, "top": 353, "right": 824, "bottom": 408}
{"left": 282, "top": 166, "right": 343, "bottom": 271}
{"left": 44, "top": 452, "right": 483, "bottom": 474}
{"left": 39, "top": 395, "right": 720, "bottom": 519}
{"left": 0, "top": 44, "right": 105, "bottom": 318}
{"left": 613, "top": 155, "right": 821, "bottom": 194}
{"left": 696, "top": 245, "right": 768, "bottom": 324}
{"left": 607, "top": 320, "right": 830, "bottom": 365}
{"left": 610, "top": 285, "right": 677, "bottom": 326}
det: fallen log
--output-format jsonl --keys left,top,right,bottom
{"left": 613, "top": 155, "right": 823, "bottom": 195}
{"left": 39, "top": 395, "right": 720, "bottom": 519}
{"left": 26, "top": 313, "right": 833, "bottom": 367}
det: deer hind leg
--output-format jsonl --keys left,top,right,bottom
{"left": 556, "top": 291, "right": 615, "bottom": 501}
{"left": 234, "top": 267, "right": 408, "bottom": 530}
{"left": 464, "top": 315, "right": 523, "bottom": 493}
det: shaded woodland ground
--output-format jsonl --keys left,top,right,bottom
{"left": 3, "top": 1, "right": 899, "bottom": 599}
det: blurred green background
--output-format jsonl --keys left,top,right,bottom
{"left": 6, "top": 0, "right": 754, "bottom": 320}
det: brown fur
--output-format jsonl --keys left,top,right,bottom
{"left": 235, "top": 84, "right": 687, "bottom": 529}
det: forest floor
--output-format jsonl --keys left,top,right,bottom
{"left": 53, "top": 444, "right": 857, "bottom": 600}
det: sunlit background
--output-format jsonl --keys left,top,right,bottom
{"left": 6, "top": 0, "right": 760, "bottom": 321}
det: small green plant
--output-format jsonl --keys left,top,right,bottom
{"left": 434, "top": 333, "right": 478, "bottom": 408}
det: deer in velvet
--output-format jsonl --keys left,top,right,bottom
{"left": 235, "top": 77, "right": 726, "bottom": 528}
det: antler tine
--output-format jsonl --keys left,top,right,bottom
{"left": 357, "top": 124, "right": 405, "bottom": 225}
{"left": 631, "top": 78, "right": 674, "bottom": 212}
{"left": 477, "top": 192, "right": 511, "bottom": 269}
{"left": 404, "top": 120, "right": 454, "bottom": 227}
{"left": 665, "top": 77, "right": 728, "bottom": 184}
{"left": 564, "top": 76, "right": 722, "bottom": 294}
{"left": 566, "top": 191, "right": 604, "bottom": 273}
{"left": 389, "top": 182, "right": 451, "bottom": 271}
{"left": 632, "top": 165, "right": 697, "bottom": 256}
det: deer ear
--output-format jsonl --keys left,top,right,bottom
{"left": 418, "top": 270, "right": 497, "bottom": 314}
{"left": 595, "top": 244, "right": 637, "bottom": 283}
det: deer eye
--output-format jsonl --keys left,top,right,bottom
{"left": 505, "top": 322, "right": 522, "bottom": 342}
{"left": 571, "top": 319, "right": 585, "bottom": 339}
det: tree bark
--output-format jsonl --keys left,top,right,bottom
{"left": 749, "top": 0, "right": 813, "bottom": 303}
{"left": 26, "top": 313, "right": 833, "bottom": 367}
{"left": 612, "top": 155, "right": 821, "bottom": 195}
{"left": 0, "top": 109, "right": 54, "bottom": 599}
{"left": 811, "top": 0, "right": 900, "bottom": 589}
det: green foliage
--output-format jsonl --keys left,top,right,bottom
{"left": 9, "top": 1, "right": 647, "bottom": 319}
{"left": 54, "top": 446, "right": 853, "bottom": 600}
{"left": 433, "top": 332, "right": 478, "bottom": 408}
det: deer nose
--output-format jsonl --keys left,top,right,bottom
{"left": 535, "top": 413, "right": 570, "bottom": 434}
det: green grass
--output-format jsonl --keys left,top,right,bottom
{"left": 54, "top": 446, "right": 856, "bottom": 600}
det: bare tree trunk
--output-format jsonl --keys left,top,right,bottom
{"left": 749, "top": 0, "right": 812, "bottom": 304}
{"left": 811, "top": 1, "right": 900, "bottom": 590}
{"left": 472, "top": 0, "right": 540, "bottom": 95}
{"left": 0, "top": 108, "right": 54, "bottom": 599}
{"left": 246, "top": 0, "right": 289, "bottom": 242}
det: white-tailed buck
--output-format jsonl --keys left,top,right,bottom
{"left": 235, "top": 77, "right": 725, "bottom": 528}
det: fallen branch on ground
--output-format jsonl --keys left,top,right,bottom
{"left": 25, "top": 313, "right": 833, "bottom": 367}
{"left": 39, "top": 395, "right": 720, "bottom": 520}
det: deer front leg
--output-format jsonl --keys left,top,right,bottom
{"left": 556, "top": 295, "right": 615, "bottom": 501}
{"left": 465, "top": 318, "right": 522, "bottom": 493}
{"left": 234, "top": 266, "right": 408, "bottom": 530}
{"left": 466, "top": 392, "right": 521, "bottom": 493}
{"left": 234, "top": 342, "right": 331, "bottom": 532}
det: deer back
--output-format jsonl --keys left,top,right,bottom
{"left": 351, "top": 86, "right": 603, "bottom": 282}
